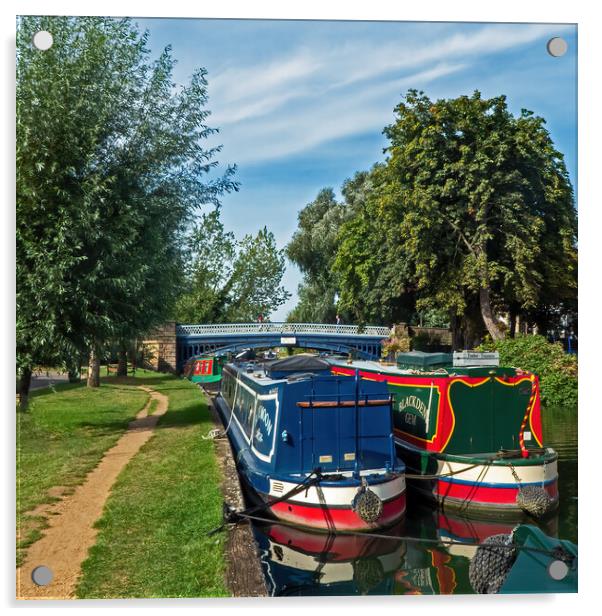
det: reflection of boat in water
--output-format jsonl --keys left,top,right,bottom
{"left": 393, "top": 505, "right": 562, "bottom": 595}
{"left": 329, "top": 351, "right": 558, "bottom": 519}
{"left": 253, "top": 521, "right": 406, "bottom": 596}
{"left": 214, "top": 355, "right": 406, "bottom": 531}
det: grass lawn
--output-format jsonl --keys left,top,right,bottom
{"left": 76, "top": 372, "right": 229, "bottom": 598}
{"left": 17, "top": 377, "right": 149, "bottom": 566}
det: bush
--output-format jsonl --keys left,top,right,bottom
{"left": 478, "top": 335, "right": 577, "bottom": 407}
{"left": 381, "top": 336, "right": 411, "bottom": 359}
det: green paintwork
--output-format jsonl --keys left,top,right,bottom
{"left": 445, "top": 376, "right": 535, "bottom": 454}
{"left": 499, "top": 525, "right": 577, "bottom": 593}
{"left": 396, "top": 351, "right": 452, "bottom": 370}
{"left": 392, "top": 383, "right": 440, "bottom": 439}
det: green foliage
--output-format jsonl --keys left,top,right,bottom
{"left": 335, "top": 168, "right": 416, "bottom": 325}
{"left": 478, "top": 335, "right": 577, "bottom": 407}
{"left": 333, "top": 90, "right": 576, "bottom": 342}
{"left": 416, "top": 308, "right": 450, "bottom": 328}
{"left": 381, "top": 336, "right": 411, "bottom": 358}
{"left": 17, "top": 16, "right": 237, "bottom": 377}
{"left": 174, "top": 216, "right": 290, "bottom": 323}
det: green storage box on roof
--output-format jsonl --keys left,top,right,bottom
{"left": 396, "top": 351, "right": 452, "bottom": 370}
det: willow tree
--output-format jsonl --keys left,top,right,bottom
{"left": 174, "top": 215, "right": 290, "bottom": 324}
{"left": 375, "top": 89, "right": 576, "bottom": 341}
{"left": 17, "top": 16, "right": 236, "bottom": 400}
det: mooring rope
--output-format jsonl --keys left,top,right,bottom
{"left": 404, "top": 448, "right": 548, "bottom": 481}
{"left": 222, "top": 510, "right": 575, "bottom": 564}
{"left": 207, "top": 469, "right": 346, "bottom": 536}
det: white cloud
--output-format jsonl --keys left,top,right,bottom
{"left": 214, "top": 62, "right": 465, "bottom": 164}
{"left": 204, "top": 22, "right": 572, "bottom": 165}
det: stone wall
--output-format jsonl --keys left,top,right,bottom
{"left": 408, "top": 325, "right": 452, "bottom": 346}
{"left": 141, "top": 321, "right": 177, "bottom": 373}
{"left": 390, "top": 323, "right": 452, "bottom": 346}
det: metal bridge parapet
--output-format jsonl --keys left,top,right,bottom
{"left": 176, "top": 322, "right": 391, "bottom": 337}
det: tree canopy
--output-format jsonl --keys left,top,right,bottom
{"left": 375, "top": 90, "right": 576, "bottom": 341}
{"left": 17, "top": 16, "right": 237, "bottom": 393}
{"left": 293, "top": 89, "right": 577, "bottom": 345}
{"left": 174, "top": 213, "right": 290, "bottom": 323}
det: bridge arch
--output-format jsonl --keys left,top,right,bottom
{"left": 175, "top": 322, "right": 389, "bottom": 370}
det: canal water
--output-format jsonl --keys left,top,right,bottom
{"left": 250, "top": 405, "right": 578, "bottom": 596}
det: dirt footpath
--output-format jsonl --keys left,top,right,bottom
{"left": 17, "top": 386, "right": 168, "bottom": 600}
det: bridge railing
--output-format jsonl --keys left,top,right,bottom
{"left": 176, "top": 322, "right": 390, "bottom": 337}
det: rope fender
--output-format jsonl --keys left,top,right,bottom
{"left": 351, "top": 478, "right": 384, "bottom": 523}
{"left": 469, "top": 533, "right": 517, "bottom": 594}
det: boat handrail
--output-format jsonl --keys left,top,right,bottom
{"left": 297, "top": 398, "right": 391, "bottom": 408}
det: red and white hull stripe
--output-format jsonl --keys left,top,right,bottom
{"left": 412, "top": 458, "right": 559, "bottom": 513}
{"left": 263, "top": 475, "right": 406, "bottom": 531}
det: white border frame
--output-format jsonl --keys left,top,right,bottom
{"left": 3, "top": 1, "right": 597, "bottom": 613}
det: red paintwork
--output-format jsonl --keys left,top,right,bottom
{"left": 434, "top": 477, "right": 558, "bottom": 506}
{"left": 430, "top": 549, "right": 456, "bottom": 594}
{"left": 268, "top": 492, "right": 406, "bottom": 531}
{"left": 193, "top": 359, "right": 214, "bottom": 376}
{"left": 437, "top": 512, "right": 519, "bottom": 542}
{"left": 266, "top": 520, "right": 405, "bottom": 561}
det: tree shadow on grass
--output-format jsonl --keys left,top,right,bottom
{"left": 155, "top": 400, "right": 213, "bottom": 430}
{"left": 28, "top": 382, "right": 85, "bottom": 399}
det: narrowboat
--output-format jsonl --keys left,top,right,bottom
{"left": 183, "top": 354, "right": 225, "bottom": 386}
{"left": 214, "top": 354, "right": 406, "bottom": 532}
{"left": 328, "top": 352, "right": 559, "bottom": 519}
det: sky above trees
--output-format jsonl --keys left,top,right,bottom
{"left": 139, "top": 18, "right": 577, "bottom": 321}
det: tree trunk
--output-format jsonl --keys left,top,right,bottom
{"left": 68, "top": 368, "right": 80, "bottom": 383}
{"left": 450, "top": 314, "right": 462, "bottom": 351}
{"left": 479, "top": 286, "right": 505, "bottom": 341}
{"left": 87, "top": 347, "right": 100, "bottom": 388}
{"left": 509, "top": 310, "right": 517, "bottom": 338}
{"left": 117, "top": 347, "right": 128, "bottom": 377}
{"left": 18, "top": 367, "right": 32, "bottom": 411}
{"left": 130, "top": 343, "right": 137, "bottom": 375}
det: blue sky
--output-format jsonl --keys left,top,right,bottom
{"left": 137, "top": 18, "right": 577, "bottom": 321}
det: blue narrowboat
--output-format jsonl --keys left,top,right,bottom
{"left": 214, "top": 354, "right": 406, "bottom": 532}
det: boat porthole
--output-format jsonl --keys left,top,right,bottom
{"left": 288, "top": 505, "right": 292, "bottom": 512}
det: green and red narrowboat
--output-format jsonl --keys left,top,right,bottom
{"left": 328, "top": 352, "right": 558, "bottom": 519}
{"left": 183, "top": 354, "right": 225, "bottom": 386}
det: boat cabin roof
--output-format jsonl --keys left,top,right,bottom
{"left": 327, "top": 357, "right": 519, "bottom": 378}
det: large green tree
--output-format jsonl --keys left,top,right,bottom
{"left": 335, "top": 90, "right": 576, "bottom": 344}
{"left": 17, "top": 16, "right": 236, "bottom": 400}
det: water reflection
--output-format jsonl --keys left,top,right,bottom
{"left": 252, "top": 405, "right": 577, "bottom": 595}
{"left": 253, "top": 521, "right": 406, "bottom": 596}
